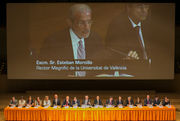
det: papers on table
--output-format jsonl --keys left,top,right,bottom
{"left": 81, "top": 105, "right": 91, "bottom": 108}
{"left": 128, "top": 105, "right": 134, "bottom": 108}
{"left": 156, "top": 105, "right": 163, "bottom": 108}
{"left": 73, "top": 105, "right": 78, "bottom": 108}
{"left": 64, "top": 106, "right": 69, "bottom": 108}
{"left": 44, "top": 106, "right": 49, "bottom": 108}
{"left": 106, "top": 105, "right": 114, "bottom": 108}
{"left": 18, "top": 106, "right": 23, "bottom": 108}
{"left": 166, "top": 105, "right": 171, "bottom": 108}
{"left": 118, "top": 105, "right": 123, "bottom": 108}
{"left": 34, "top": 105, "right": 40, "bottom": 108}
{"left": 137, "top": 105, "right": 143, "bottom": 108}
{"left": 147, "top": 104, "right": 153, "bottom": 108}
{"left": 94, "top": 105, "right": 103, "bottom": 108}
{"left": 10, "top": 105, "right": 16, "bottom": 108}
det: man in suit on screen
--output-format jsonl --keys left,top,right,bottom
{"left": 106, "top": 3, "right": 151, "bottom": 61}
{"left": 105, "top": 3, "right": 152, "bottom": 77}
{"left": 40, "top": 4, "right": 104, "bottom": 77}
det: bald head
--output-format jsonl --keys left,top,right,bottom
{"left": 68, "top": 4, "right": 92, "bottom": 39}
{"left": 69, "top": 4, "right": 92, "bottom": 20}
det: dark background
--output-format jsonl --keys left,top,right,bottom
{"left": 0, "top": 0, "right": 180, "bottom": 93}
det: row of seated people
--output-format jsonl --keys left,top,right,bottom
{"left": 9, "top": 94, "right": 171, "bottom": 108}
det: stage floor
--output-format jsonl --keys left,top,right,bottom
{"left": 0, "top": 91, "right": 180, "bottom": 121}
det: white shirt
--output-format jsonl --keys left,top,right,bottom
{"left": 128, "top": 17, "right": 148, "bottom": 60}
{"left": 18, "top": 99, "right": 26, "bottom": 106}
{"left": 69, "top": 29, "right": 85, "bottom": 59}
{"left": 128, "top": 17, "right": 145, "bottom": 49}
{"left": 43, "top": 100, "right": 51, "bottom": 107}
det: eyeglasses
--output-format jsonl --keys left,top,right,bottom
{"left": 77, "top": 20, "right": 93, "bottom": 27}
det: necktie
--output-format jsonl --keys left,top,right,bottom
{"left": 135, "top": 26, "right": 148, "bottom": 60}
{"left": 76, "top": 39, "right": 86, "bottom": 76}
{"left": 77, "top": 39, "right": 85, "bottom": 59}
{"left": 147, "top": 100, "right": 149, "bottom": 104}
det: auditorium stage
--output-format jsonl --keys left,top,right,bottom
{"left": 0, "top": 91, "right": 180, "bottom": 121}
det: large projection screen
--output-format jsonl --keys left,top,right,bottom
{"left": 7, "top": 3, "right": 175, "bottom": 79}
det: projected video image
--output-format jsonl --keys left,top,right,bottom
{"left": 7, "top": 3, "right": 175, "bottom": 79}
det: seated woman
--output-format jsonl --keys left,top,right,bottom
{"left": 43, "top": 96, "right": 51, "bottom": 107}
{"left": 9, "top": 96, "right": 18, "bottom": 107}
{"left": 34, "top": 97, "right": 42, "bottom": 107}
{"left": 135, "top": 97, "right": 142, "bottom": 106}
{"left": 26, "top": 96, "right": 34, "bottom": 107}
{"left": 18, "top": 96, "right": 26, "bottom": 107}
{"left": 162, "top": 96, "right": 170, "bottom": 106}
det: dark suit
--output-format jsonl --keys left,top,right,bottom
{"left": 162, "top": 100, "right": 170, "bottom": 106}
{"left": 40, "top": 28, "right": 104, "bottom": 77}
{"left": 52, "top": 99, "right": 61, "bottom": 106}
{"left": 82, "top": 99, "right": 91, "bottom": 105}
{"left": 125, "top": 99, "right": 134, "bottom": 106}
{"left": 62, "top": 100, "right": 71, "bottom": 107}
{"left": 144, "top": 99, "right": 152, "bottom": 106}
{"left": 106, "top": 6, "right": 174, "bottom": 78}
{"left": 105, "top": 13, "right": 152, "bottom": 77}
{"left": 106, "top": 13, "right": 151, "bottom": 60}
{"left": 9, "top": 100, "right": 18, "bottom": 106}
{"left": 153, "top": 99, "right": 161, "bottom": 106}
{"left": 116, "top": 99, "right": 123, "bottom": 106}
{"left": 26, "top": 99, "right": 34, "bottom": 105}
{"left": 106, "top": 100, "right": 115, "bottom": 105}
{"left": 94, "top": 99, "right": 103, "bottom": 105}
{"left": 72, "top": 100, "right": 80, "bottom": 107}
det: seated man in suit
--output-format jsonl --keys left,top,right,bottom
{"left": 82, "top": 95, "right": 91, "bottom": 105}
{"left": 62, "top": 96, "right": 71, "bottom": 107}
{"left": 153, "top": 96, "right": 161, "bottom": 106}
{"left": 9, "top": 96, "right": 18, "bottom": 107}
{"left": 26, "top": 96, "right": 34, "bottom": 107}
{"left": 162, "top": 96, "right": 170, "bottom": 106}
{"left": 72, "top": 97, "right": 80, "bottom": 107}
{"left": 43, "top": 96, "right": 51, "bottom": 107}
{"left": 144, "top": 95, "right": 152, "bottom": 106}
{"left": 125, "top": 96, "right": 134, "bottom": 106}
{"left": 116, "top": 96, "right": 123, "bottom": 106}
{"left": 106, "top": 96, "right": 115, "bottom": 106}
{"left": 52, "top": 94, "right": 61, "bottom": 107}
{"left": 40, "top": 4, "right": 104, "bottom": 77}
{"left": 94, "top": 96, "right": 103, "bottom": 106}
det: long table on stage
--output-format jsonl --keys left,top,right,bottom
{"left": 4, "top": 106, "right": 176, "bottom": 121}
